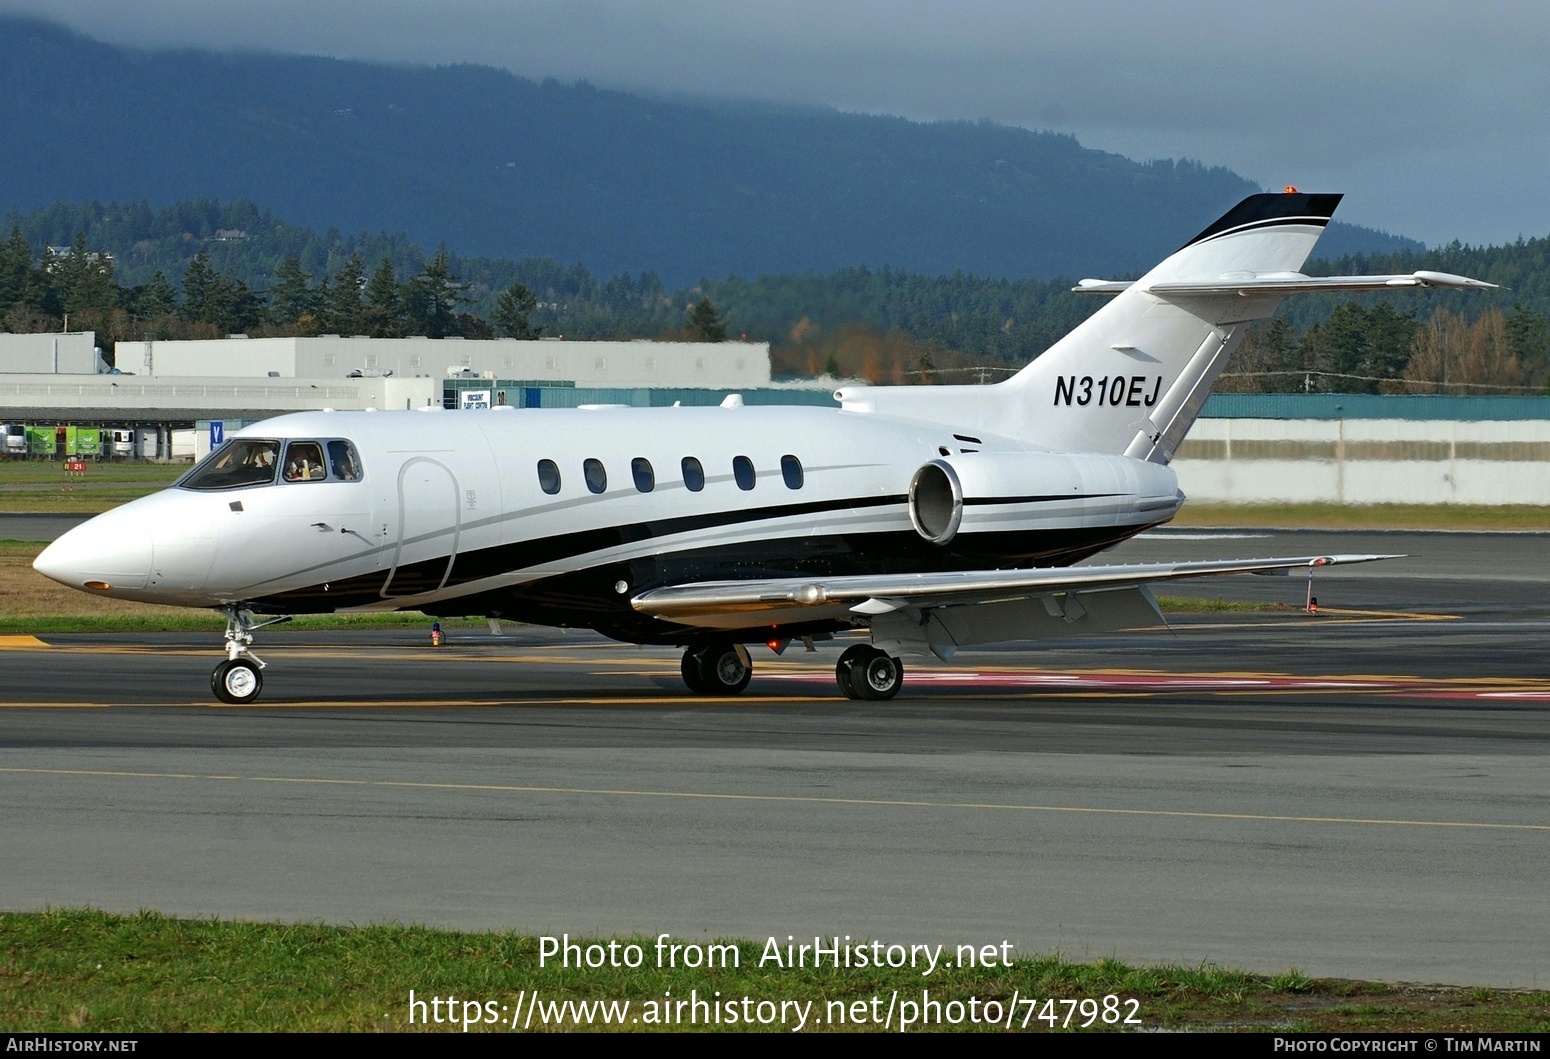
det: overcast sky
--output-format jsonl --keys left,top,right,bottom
{"left": 7, "top": 0, "right": 1547, "bottom": 248}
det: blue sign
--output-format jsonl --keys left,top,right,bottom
{"left": 210, "top": 420, "right": 225, "bottom": 447}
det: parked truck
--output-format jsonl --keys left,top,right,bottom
{"left": 0, "top": 424, "right": 26, "bottom": 456}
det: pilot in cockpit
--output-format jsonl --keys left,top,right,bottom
{"left": 329, "top": 440, "right": 362, "bottom": 481}
{"left": 283, "top": 441, "right": 326, "bottom": 481}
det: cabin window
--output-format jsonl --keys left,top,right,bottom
{"left": 583, "top": 458, "right": 607, "bottom": 494}
{"left": 631, "top": 457, "right": 655, "bottom": 493}
{"left": 682, "top": 456, "right": 704, "bottom": 492}
{"left": 327, "top": 440, "right": 363, "bottom": 481}
{"left": 178, "top": 439, "right": 280, "bottom": 491}
{"left": 733, "top": 455, "right": 755, "bottom": 491}
{"left": 781, "top": 454, "right": 803, "bottom": 489}
{"left": 282, "top": 441, "right": 327, "bottom": 482}
{"left": 537, "top": 459, "right": 561, "bottom": 494}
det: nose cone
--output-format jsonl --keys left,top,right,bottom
{"left": 33, "top": 511, "right": 153, "bottom": 594}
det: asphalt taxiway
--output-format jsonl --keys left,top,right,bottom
{"left": 2, "top": 527, "right": 1548, "bottom": 987}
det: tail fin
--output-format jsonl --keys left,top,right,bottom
{"left": 835, "top": 191, "right": 1491, "bottom": 461}
{"left": 1000, "top": 191, "right": 1341, "bottom": 462}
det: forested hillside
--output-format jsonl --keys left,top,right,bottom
{"left": 0, "top": 15, "right": 1413, "bottom": 286}
{"left": 3, "top": 196, "right": 1545, "bottom": 394}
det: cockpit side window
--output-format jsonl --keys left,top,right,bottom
{"left": 178, "top": 439, "right": 281, "bottom": 491}
{"left": 283, "top": 441, "right": 327, "bottom": 482}
{"left": 327, "top": 440, "right": 363, "bottom": 481}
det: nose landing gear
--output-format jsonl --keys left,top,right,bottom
{"left": 211, "top": 606, "right": 290, "bottom": 704}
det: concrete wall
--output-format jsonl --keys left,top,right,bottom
{"left": 112, "top": 336, "right": 773, "bottom": 389}
{"left": 0, "top": 374, "right": 434, "bottom": 415}
{"left": 1173, "top": 418, "right": 1550, "bottom": 505}
{"left": 0, "top": 332, "right": 102, "bottom": 374}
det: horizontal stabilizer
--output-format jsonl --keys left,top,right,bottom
{"left": 1075, "top": 271, "right": 1497, "bottom": 297}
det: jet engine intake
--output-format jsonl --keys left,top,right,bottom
{"left": 908, "top": 459, "right": 964, "bottom": 544}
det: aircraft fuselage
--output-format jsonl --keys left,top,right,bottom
{"left": 37, "top": 404, "right": 1181, "bottom": 645}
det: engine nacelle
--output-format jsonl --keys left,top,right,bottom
{"left": 908, "top": 452, "right": 1180, "bottom": 545}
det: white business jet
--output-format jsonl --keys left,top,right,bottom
{"left": 34, "top": 191, "right": 1493, "bottom": 704}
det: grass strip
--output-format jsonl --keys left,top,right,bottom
{"left": 2, "top": 910, "right": 1546, "bottom": 1032}
{"left": 1172, "top": 503, "right": 1550, "bottom": 531}
{"left": 0, "top": 463, "right": 186, "bottom": 513}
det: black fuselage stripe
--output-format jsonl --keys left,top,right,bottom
{"left": 248, "top": 491, "right": 1142, "bottom": 612}
{"left": 246, "top": 489, "right": 1128, "bottom": 604}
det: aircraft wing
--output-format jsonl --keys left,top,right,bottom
{"left": 631, "top": 553, "right": 1399, "bottom": 625}
{"left": 1074, "top": 271, "right": 1497, "bottom": 297}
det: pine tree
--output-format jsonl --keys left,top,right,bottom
{"left": 179, "top": 255, "right": 220, "bottom": 324}
{"left": 404, "top": 248, "right": 468, "bottom": 339}
{"left": 0, "top": 227, "right": 35, "bottom": 318}
{"left": 687, "top": 297, "right": 727, "bottom": 342}
{"left": 493, "top": 281, "right": 540, "bottom": 338}
{"left": 126, "top": 270, "right": 177, "bottom": 319}
{"left": 364, "top": 258, "right": 403, "bottom": 338}
{"left": 180, "top": 254, "right": 262, "bottom": 332}
{"left": 325, "top": 253, "right": 367, "bottom": 335}
{"left": 266, "top": 256, "right": 317, "bottom": 329}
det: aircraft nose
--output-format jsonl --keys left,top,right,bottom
{"left": 33, "top": 516, "right": 153, "bottom": 593}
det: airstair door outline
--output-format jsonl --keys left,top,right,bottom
{"left": 381, "top": 457, "right": 460, "bottom": 598}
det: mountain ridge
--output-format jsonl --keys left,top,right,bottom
{"left": 0, "top": 15, "right": 1419, "bottom": 286}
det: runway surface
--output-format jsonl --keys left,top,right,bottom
{"left": 2, "top": 527, "right": 1548, "bottom": 988}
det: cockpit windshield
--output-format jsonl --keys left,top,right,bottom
{"left": 178, "top": 437, "right": 364, "bottom": 491}
{"left": 179, "top": 439, "right": 281, "bottom": 491}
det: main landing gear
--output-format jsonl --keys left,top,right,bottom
{"left": 210, "top": 606, "right": 290, "bottom": 704}
{"left": 680, "top": 642, "right": 753, "bottom": 695}
{"left": 676, "top": 640, "right": 904, "bottom": 700}
{"left": 835, "top": 644, "right": 904, "bottom": 701}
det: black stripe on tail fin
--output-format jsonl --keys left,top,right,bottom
{"left": 1181, "top": 192, "right": 1343, "bottom": 250}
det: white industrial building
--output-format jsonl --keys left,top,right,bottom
{"left": 0, "top": 333, "right": 796, "bottom": 423}
{"left": 0, "top": 332, "right": 106, "bottom": 375}
{"left": 111, "top": 335, "right": 772, "bottom": 390}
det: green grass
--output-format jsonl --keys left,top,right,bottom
{"left": 0, "top": 461, "right": 185, "bottom": 513}
{"left": 3, "top": 910, "right": 1546, "bottom": 1032}
{"left": 1153, "top": 596, "right": 1292, "bottom": 613}
{"left": 1, "top": 612, "right": 488, "bottom": 634}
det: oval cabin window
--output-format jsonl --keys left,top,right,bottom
{"left": 632, "top": 457, "right": 655, "bottom": 493}
{"left": 537, "top": 459, "right": 561, "bottom": 495}
{"left": 733, "top": 456, "right": 756, "bottom": 491}
{"left": 781, "top": 454, "right": 803, "bottom": 489}
{"left": 583, "top": 458, "right": 607, "bottom": 494}
{"left": 682, "top": 457, "right": 705, "bottom": 492}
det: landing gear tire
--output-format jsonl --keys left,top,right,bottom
{"left": 680, "top": 651, "right": 708, "bottom": 694}
{"left": 837, "top": 645, "right": 903, "bottom": 701}
{"left": 684, "top": 643, "right": 752, "bottom": 695}
{"left": 835, "top": 644, "right": 873, "bottom": 700}
{"left": 211, "top": 658, "right": 263, "bottom": 704}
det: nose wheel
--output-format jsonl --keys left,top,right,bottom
{"left": 211, "top": 606, "right": 289, "bottom": 704}
{"left": 212, "top": 658, "right": 263, "bottom": 704}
